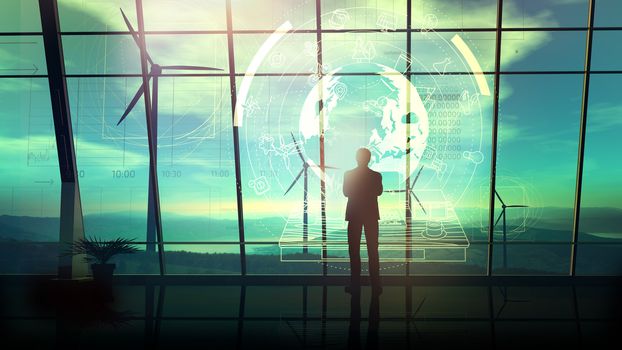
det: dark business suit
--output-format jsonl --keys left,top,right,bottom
{"left": 343, "top": 166, "right": 383, "bottom": 289}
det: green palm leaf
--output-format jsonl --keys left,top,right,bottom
{"left": 62, "top": 237, "right": 139, "bottom": 264}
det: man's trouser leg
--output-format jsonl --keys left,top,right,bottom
{"left": 364, "top": 220, "right": 380, "bottom": 289}
{"left": 347, "top": 221, "right": 362, "bottom": 289}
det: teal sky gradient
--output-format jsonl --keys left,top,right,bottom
{"left": 1, "top": 0, "right": 620, "bottom": 246}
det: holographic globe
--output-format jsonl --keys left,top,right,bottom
{"left": 299, "top": 63, "right": 429, "bottom": 178}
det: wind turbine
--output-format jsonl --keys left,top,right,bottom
{"left": 116, "top": 8, "right": 222, "bottom": 252}
{"left": 283, "top": 132, "right": 336, "bottom": 254}
{"left": 493, "top": 190, "right": 528, "bottom": 269}
{"left": 385, "top": 165, "right": 427, "bottom": 217}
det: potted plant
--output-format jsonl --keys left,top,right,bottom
{"left": 64, "top": 237, "right": 139, "bottom": 283}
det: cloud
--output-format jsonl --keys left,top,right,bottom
{"left": 549, "top": 0, "right": 585, "bottom": 4}
{"left": 12, "top": 1, "right": 575, "bottom": 218}
{"left": 585, "top": 103, "right": 622, "bottom": 133}
{"left": 0, "top": 77, "right": 47, "bottom": 92}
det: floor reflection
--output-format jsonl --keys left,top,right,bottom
{"left": 0, "top": 279, "right": 620, "bottom": 348}
{"left": 347, "top": 288, "right": 380, "bottom": 349}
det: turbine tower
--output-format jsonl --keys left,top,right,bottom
{"left": 117, "top": 8, "right": 222, "bottom": 252}
{"left": 493, "top": 190, "right": 528, "bottom": 269}
{"left": 283, "top": 132, "right": 336, "bottom": 254}
{"left": 385, "top": 165, "right": 427, "bottom": 216}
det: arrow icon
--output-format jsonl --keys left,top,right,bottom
{"left": 0, "top": 64, "right": 39, "bottom": 75}
{"left": 34, "top": 179, "right": 54, "bottom": 185}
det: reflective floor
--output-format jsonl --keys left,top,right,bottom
{"left": 0, "top": 277, "right": 620, "bottom": 349}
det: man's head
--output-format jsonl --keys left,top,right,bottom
{"left": 356, "top": 147, "right": 372, "bottom": 167}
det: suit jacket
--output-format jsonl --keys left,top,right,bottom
{"left": 343, "top": 167, "right": 383, "bottom": 222}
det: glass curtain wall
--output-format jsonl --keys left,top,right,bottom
{"left": 0, "top": 0, "right": 61, "bottom": 273}
{"left": 2, "top": 0, "right": 620, "bottom": 275}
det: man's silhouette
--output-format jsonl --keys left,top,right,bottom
{"left": 343, "top": 148, "right": 383, "bottom": 294}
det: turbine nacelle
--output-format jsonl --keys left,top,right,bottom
{"left": 493, "top": 190, "right": 529, "bottom": 229}
{"left": 116, "top": 8, "right": 222, "bottom": 127}
{"left": 283, "top": 132, "right": 337, "bottom": 196}
{"left": 385, "top": 165, "right": 427, "bottom": 215}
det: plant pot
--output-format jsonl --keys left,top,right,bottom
{"left": 91, "top": 263, "right": 116, "bottom": 284}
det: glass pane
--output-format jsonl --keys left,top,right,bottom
{"left": 145, "top": 34, "right": 229, "bottom": 72}
{"left": 142, "top": 0, "right": 227, "bottom": 31}
{"left": 0, "top": 36, "right": 47, "bottom": 76}
{"left": 412, "top": 0, "right": 497, "bottom": 30}
{"left": 409, "top": 243, "right": 488, "bottom": 275}
{"left": 594, "top": 0, "right": 622, "bottom": 27}
{"left": 591, "top": 31, "right": 622, "bottom": 71}
{"left": 0, "top": 0, "right": 41, "bottom": 32}
{"left": 492, "top": 243, "right": 571, "bottom": 275}
{"left": 63, "top": 35, "right": 141, "bottom": 75}
{"left": 109, "top": 245, "right": 159, "bottom": 274}
{"left": 322, "top": 32, "right": 406, "bottom": 71}
{"left": 156, "top": 77, "right": 238, "bottom": 242}
{"left": 324, "top": 253, "right": 410, "bottom": 276}
{"left": 0, "top": 79, "right": 60, "bottom": 226}
{"left": 575, "top": 244, "right": 622, "bottom": 275}
{"left": 503, "top": 0, "right": 589, "bottom": 28}
{"left": 59, "top": 0, "right": 135, "bottom": 32}
{"left": 164, "top": 244, "right": 240, "bottom": 274}
{"left": 321, "top": 0, "right": 407, "bottom": 30}
{"left": 406, "top": 74, "right": 494, "bottom": 275}
{"left": 59, "top": 0, "right": 226, "bottom": 32}
{"left": 67, "top": 77, "right": 149, "bottom": 242}
{"left": 411, "top": 31, "right": 496, "bottom": 73}
{"left": 579, "top": 75, "right": 622, "bottom": 243}
{"left": 63, "top": 34, "right": 228, "bottom": 75}
{"left": 496, "top": 75, "right": 582, "bottom": 244}
{"left": 234, "top": 33, "right": 316, "bottom": 74}
{"left": 237, "top": 75, "right": 308, "bottom": 242}
{"left": 501, "top": 31, "right": 586, "bottom": 71}
{"left": 0, "top": 78, "right": 60, "bottom": 273}
{"left": 0, "top": 242, "right": 58, "bottom": 274}
{"left": 233, "top": 0, "right": 316, "bottom": 30}
{"left": 246, "top": 244, "right": 323, "bottom": 274}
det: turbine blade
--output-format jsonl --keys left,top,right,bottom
{"left": 494, "top": 190, "right": 506, "bottom": 207}
{"left": 290, "top": 132, "right": 306, "bottom": 163}
{"left": 411, "top": 165, "right": 424, "bottom": 188}
{"left": 506, "top": 205, "right": 528, "bottom": 208}
{"left": 283, "top": 167, "right": 305, "bottom": 196}
{"left": 494, "top": 209, "right": 504, "bottom": 227}
{"left": 117, "top": 84, "right": 145, "bottom": 125}
{"left": 385, "top": 190, "right": 406, "bottom": 193}
{"left": 308, "top": 164, "right": 339, "bottom": 169}
{"left": 411, "top": 192, "right": 427, "bottom": 215}
{"left": 120, "top": 8, "right": 153, "bottom": 65}
{"left": 160, "top": 65, "right": 222, "bottom": 71}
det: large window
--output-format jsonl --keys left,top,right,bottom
{"left": 0, "top": 1, "right": 60, "bottom": 273}
{"left": 2, "top": 0, "right": 621, "bottom": 276}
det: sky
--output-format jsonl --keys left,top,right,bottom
{"left": 0, "top": 0, "right": 620, "bottom": 244}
